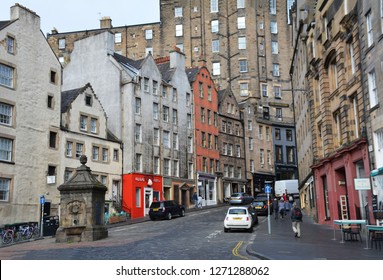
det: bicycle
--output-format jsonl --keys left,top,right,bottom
{"left": 1, "top": 226, "right": 19, "bottom": 244}
{"left": 30, "top": 224, "right": 40, "bottom": 238}
{"left": 18, "top": 225, "right": 34, "bottom": 240}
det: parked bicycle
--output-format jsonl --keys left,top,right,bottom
{"left": 1, "top": 226, "right": 20, "bottom": 244}
{"left": 18, "top": 224, "right": 35, "bottom": 240}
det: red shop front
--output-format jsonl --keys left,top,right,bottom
{"left": 122, "top": 173, "right": 162, "bottom": 219}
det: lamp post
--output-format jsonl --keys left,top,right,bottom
{"left": 39, "top": 195, "right": 45, "bottom": 237}
{"left": 265, "top": 182, "right": 271, "bottom": 235}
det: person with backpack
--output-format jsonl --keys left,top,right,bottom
{"left": 291, "top": 202, "right": 303, "bottom": 238}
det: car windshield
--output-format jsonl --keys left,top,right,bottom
{"left": 231, "top": 193, "right": 242, "bottom": 197}
{"left": 228, "top": 208, "right": 247, "bottom": 215}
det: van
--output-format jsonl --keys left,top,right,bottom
{"left": 274, "top": 180, "right": 299, "bottom": 198}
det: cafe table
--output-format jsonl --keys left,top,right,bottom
{"left": 366, "top": 225, "right": 383, "bottom": 249}
{"left": 333, "top": 219, "right": 368, "bottom": 249}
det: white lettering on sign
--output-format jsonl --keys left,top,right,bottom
{"left": 135, "top": 177, "right": 145, "bottom": 182}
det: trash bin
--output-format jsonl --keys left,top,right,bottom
{"left": 43, "top": 216, "right": 59, "bottom": 236}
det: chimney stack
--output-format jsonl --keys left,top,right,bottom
{"left": 100, "top": 16, "right": 112, "bottom": 29}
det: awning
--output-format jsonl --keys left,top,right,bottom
{"left": 371, "top": 167, "right": 383, "bottom": 177}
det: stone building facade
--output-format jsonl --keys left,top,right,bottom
{"left": 60, "top": 84, "right": 122, "bottom": 216}
{"left": 186, "top": 64, "right": 221, "bottom": 205}
{"left": 218, "top": 88, "right": 247, "bottom": 197}
{"left": 0, "top": 4, "right": 62, "bottom": 224}
{"left": 306, "top": 0, "right": 371, "bottom": 225}
{"left": 239, "top": 99, "right": 274, "bottom": 195}
{"left": 61, "top": 31, "right": 194, "bottom": 218}
{"left": 47, "top": 1, "right": 297, "bottom": 192}
{"left": 358, "top": 0, "right": 383, "bottom": 224}
{"left": 290, "top": 0, "right": 316, "bottom": 218}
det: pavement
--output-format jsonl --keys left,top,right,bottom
{"left": 1, "top": 204, "right": 382, "bottom": 260}
{"left": 246, "top": 208, "right": 383, "bottom": 260}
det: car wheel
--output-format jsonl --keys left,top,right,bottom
{"left": 180, "top": 209, "right": 185, "bottom": 217}
{"left": 150, "top": 216, "right": 155, "bottom": 221}
{"left": 167, "top": 212, "right": 172, "bottom": 220}
{"left": 248, "top": 227, "right": 253, "bottom": 233}
{"left": 224, "top": 227, "right": 229, "bottom": 232}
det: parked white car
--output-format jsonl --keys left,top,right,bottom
{"left": 224, "top": 206, "right": 258, "bottom": 233}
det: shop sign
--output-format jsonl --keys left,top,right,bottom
{"left": 354, "top": 178, "right": 370, "bottom": 190}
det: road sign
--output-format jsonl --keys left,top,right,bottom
{"left": 40, "top": 195, "right": 45, "bottom": 204}
{"left": 265, "top": 184, "right": 271, "bottom": 194}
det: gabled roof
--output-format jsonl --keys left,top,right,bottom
{"left": 185, "top": 67, "right": 199, "bottom": 83}
{"left": 61, "top": 83, "right": 92, "bottom": 113}
{"left": 113, "top": 52, "right": 145, "bottom": 70}
{"left": 0, "top": 20, "right": 11, "bottom": 30}
{"left": 217, "top": 89, "right": 227, "bottom": 103}
{"left": 107, "top": 129, "right": 121, "bottom": 143}
{"left": 156, "top": 61, "right": 175, "bottom": 83}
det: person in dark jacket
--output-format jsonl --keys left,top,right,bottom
{"left": 291, "top": 202, "right": 303, "bottom": 238}
{"left": 192, "top": 192, "right": 198, "bottom": 208}
{"left": 272, "top": 198, "right": 279, "bottom": 219}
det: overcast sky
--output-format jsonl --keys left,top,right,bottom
{"left": 1, "top": 0, "right": 160, "bottom": 35}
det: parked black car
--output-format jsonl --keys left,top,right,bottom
{"left": 149, "top": 200, "right": 185, "bottom": 220}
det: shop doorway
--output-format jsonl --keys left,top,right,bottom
{"left": 144, "top": 188, "right": 153, "bottom": 215}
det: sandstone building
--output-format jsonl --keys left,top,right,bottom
{"left": 47, "top": 0, "right": 298, "bottom": 193}
{"left": 291, "top": 0, "right": 374, "bottom": 224}
{"left": 0, "top": 5, "right": 62, "bottom": 224}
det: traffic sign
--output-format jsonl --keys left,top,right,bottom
{"left": 265, "top": 184, "right": 271, "bottom": 194}
{"left": 40, "top": 195, "right": 45, "bottom": 204}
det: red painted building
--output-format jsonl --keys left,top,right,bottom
{"left": 122, "top": 173, "right": 162, "bottom": 219}
{"left": 186, "top": 64, "right": 220, "bottom": 205}
{"left": 312, "top": 140, "right": 372, "bottom": 224}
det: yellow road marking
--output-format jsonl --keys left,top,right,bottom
{"left": 232, "top": 241, "right": 249, "bottom": 260}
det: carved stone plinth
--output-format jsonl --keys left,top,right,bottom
{"left": 56, "top": 156, "right": 108, "bottom": 242}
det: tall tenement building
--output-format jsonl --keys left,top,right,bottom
{"left": 47, "top": 0, "right": 297, "bottom": 192}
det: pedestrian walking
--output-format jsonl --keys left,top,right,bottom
{"left": 272, "top": 198, "right": 279, "bottom": 219}
{"left": 291, "top": 202, "right": 303, "bottom": 238}
{"left": 192, "top": 192, "right": 198, "bottom": 208}
{"left": 278, "top": 198, "right": 285, "bottom": 218}
{"left": 197, "top": 195, "right": 203, "bottom": 208}
{"left": 284, "top": 199, "right": 291, "bottom": 212}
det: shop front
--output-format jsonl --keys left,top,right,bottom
{"left": 312, "top": 140, "right": 371, "bottom": 225}
{"left": 197, "top": 172, "right": 217, "bottom": 206}
{"left": 122, "top": 173, "right": 162, "bottom": 219}
{"left": 253, "top": 172, "right": 275, "bottom": 196}
{"left": 162, "top": 177, "right": 195, "bottom": 208}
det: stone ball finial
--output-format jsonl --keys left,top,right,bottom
{"left": 80, "top": 155, "right": 88, "bottom": 165}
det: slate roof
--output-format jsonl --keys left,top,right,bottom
{"left": 0, "top": 20, "right": 11, "bottom": 30}
{"left": 113, "top": 52, "right": 145, "bottom": 70}
{"left": 185, "top": 67, "right": 199, "bottom": 83}
{"left": 61, "top": 83, "right": 91, "bottom": 113}
{"left": 217, "top": 89, "right": 227, "bottom": 103}
{"left": 156, "top": 61, "right": 175, "bottom": 83}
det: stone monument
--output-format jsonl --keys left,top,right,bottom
{"left": 56, "top": 155, "right": 108, "bottom": 242}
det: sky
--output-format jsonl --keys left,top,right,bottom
{"left": 1, "top": 0, "right": 160, "bottom": 35}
